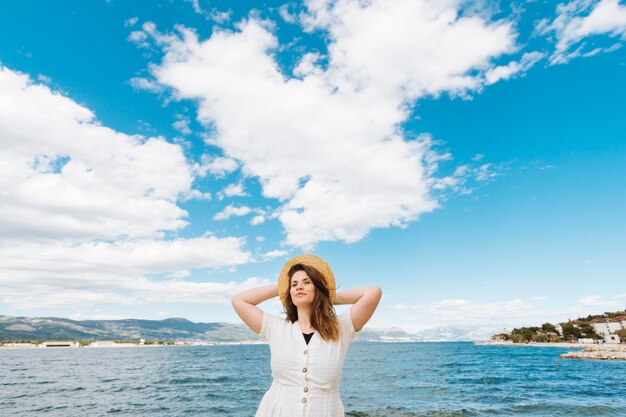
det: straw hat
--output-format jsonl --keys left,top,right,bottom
{"left": 278, "top": 254, "right": 336, "bottom": 305}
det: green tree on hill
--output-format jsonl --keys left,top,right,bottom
{"left": 561, "top": 322, "right": 600, "bottom": 341}
{"left": 511, "top": 327, "right": 540, "bottom": 342}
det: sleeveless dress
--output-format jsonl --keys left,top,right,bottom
{"left": 255, "top": 309, "right": 358, "bottom": 417}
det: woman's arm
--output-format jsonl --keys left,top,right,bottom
{"left": 334, "top": 286, "right": 382, "bottom": 332}
{"left": 231, "top": 284, "right": 278, "bottom": 334}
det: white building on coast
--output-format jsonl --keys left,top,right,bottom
{"left": 39, "top": 341, "right": 79, "bottom": 348}
{"left": 589, "top": 316, "right": 625, "bottom": 344}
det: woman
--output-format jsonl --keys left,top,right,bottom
{"left": 231, "top": 254, "right": 382, "bottom": 417}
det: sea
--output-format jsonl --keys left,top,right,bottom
{"left": 1, "top": 342, "right": 625, "bottom": 416}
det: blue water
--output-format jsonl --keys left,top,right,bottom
{"left": 1, "top": 342, "right": 625, "bottom": 416}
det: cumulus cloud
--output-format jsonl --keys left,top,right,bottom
{"left": 262, "top": 249, "right": 289, "bottom": 260}
{"left": 397, "top": 298, "right": 555, "bottom": 332}
{"left": 213, "top": 204, "right": 252, "bottom": 220}
{"left": 125, "top": 17, "right": 139, "bottom": 27}
{"left": 403, "top": 298, "right": 536, "bottom": 322}
{"left": 251, "top": 215, "right": 266, "bottom": 225}
{"left": 0, "top": 66, "right": 193, "bottom": 242}
{"left": 209, "top": 9, "right": 232, "bottom": 24}
{"left": 0, "top": 237, "right": 253, "bottom": 309}
{"left": 430, "top": 157, "right": 509, "bottom": 195}
{"left": 396, "top": 295, "right": 626, "bottom": 332}
{"left": 138, "top": 0, "right": 518, "bottom": 247}
{"left": 173, "top": 115, "right": 192, "bottom": 135}
{"left": 577, "top": 293, "right": 626, "bottom": 307}
{"left": 0, "top": 66, "right": 256, "bottom": 311}
{"left": 539, "top": 0, "right": 626, "bottom": 64}
{"left": 485, "top": 51, "right": 545, "bottom": 85}
{"left": 195, "top": 154, "right": 239, "bottom": 177}
{"left": 3, "top": 276, "right": 268, "bottom": 310}
{"left": 218, "top": 182, "right": 247, "bottom": 199}
{"left": 129, "top": 76, "right": 164, "bottom": 92}
{"left": 279, "top": 3, "right": 299, "bottom": 24}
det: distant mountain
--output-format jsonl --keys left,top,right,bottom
{"left": 0, "top": 315, "right": 256, "bottom": 343}
{"left": 412, "top": 324, "right": 506, "bottom": 342}
{"left": 357, "top": 326, "right": 423, "bottom": 342}
{"left": 0, "top": 315, "right": 421, "bottom": 343}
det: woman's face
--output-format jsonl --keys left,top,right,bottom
{"left": 290, "top": 270, "right": 316, "bottom": 307}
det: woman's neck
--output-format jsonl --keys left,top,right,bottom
{"left": 297, "top": 307, "right": 314, "bottom": 331}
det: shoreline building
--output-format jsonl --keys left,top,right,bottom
{"left": 589, "top": 317, "right": 625, "bottom": 344}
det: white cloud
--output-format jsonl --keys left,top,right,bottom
{"left": 0, "top": 238, "right": 253, "bottom": 309}
{"left": 577, "top": 294, "right": 626, "bottom": 307}
{"left": 430, "top": 158, "right": 508, "bottom": 195}
{"left": 129, "top": 76, "right": 164, "bottom": 93}
{"left": 125, "top": 17, "right": 139, "bottom": 27}
{"left": 0, "top": 237, "right": 250, "bottom": 279}
{"left": 540, "top": 0, "right": 626, "bottom": 64}
{"left": 140, "top": 0, "right": 517, "bottom": 247}
{"left": 262, "top": 249, "right": 289, "bottom": 260}
{"left": 173, "top": 116, "right": 192, "bottom": 135}
{"left": 69, "top": 312, "right": 129, "bottom": 320}
{"left": 397, "top": 295, "right": 626, "bottom": 332}
{"left": 218, "top": 182, "right": 247, "bottom": 199}
{"left": 185, "top": 0, "right": 204, "bottom": 15}
{"left": 3, "top": 276, "right": 268, "bottom": 310}
{"left": 37, "top": 74, "right": 52, "bottom": 84}
{"left": 485, "top": 51, "right": 545, "bottom": 85}
{"left": 279, "top": 3, "right": 299, "bottom": 24}
{"left": 183, "top": 0, "right": 231, "bottom": 24}
{"left": 0, "top": 66, "right": 193, "bottom": 242}
{"left": 195, "top": 155, "right": 239, "bottom": 177}
{"left": 128, "top": 30, "right": 150, "bottom": 48}
{"left": 209, "top": 9, "right": 232, "bottom": 24}
{"left": 213, "top": 204, "right": 252, "bottom": 220}
{"left": 180, "top": 189, "right": 212, "bottom": 201}
{"left": 404, "top": 298, "right": 536, "bottom": 323}
{"left": 251, "top": 215, "right": 266, "bottom": 225}
{"left": 0, "top": 66, "right": 260, "bottom": 312}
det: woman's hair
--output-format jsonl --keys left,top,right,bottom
{"left": 283, "top": 263, "right": 340, "bottom": 342}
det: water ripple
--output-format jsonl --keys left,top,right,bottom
{"left": 1, "top": 342, "right": 624, "bottom": 416}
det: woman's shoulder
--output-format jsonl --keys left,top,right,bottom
{"left": 338, "top": 308, "right": 358, "bottom": 340}
{"left": 259, "top": 310, "right": 290, "bottom": 339}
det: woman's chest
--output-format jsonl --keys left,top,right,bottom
{"left": 270, "top": 332, "right": 344, "bottom": 380}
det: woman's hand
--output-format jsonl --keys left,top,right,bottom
{"left": 335, "top": 286, "right": 382, "bottom": 332}
{"left": 231, "top": 284, "right": 278, "bottom": 335}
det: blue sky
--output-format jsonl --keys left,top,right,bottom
{"left": 0, "top": 0, "right": 625, "bottom": 337}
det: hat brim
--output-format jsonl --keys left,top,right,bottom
{"left": 278, "top": 254, "right": 336, "bottom": 305}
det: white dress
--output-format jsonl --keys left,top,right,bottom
{"left": 255, "top": 309, "right": 358, "bottom": 417}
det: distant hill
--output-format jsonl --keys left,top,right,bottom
{"left": 413, "top": 324, "right": 507, "bottom": 342}
{"left": 0, "top": 315, "right": 421, "bottom": 343}
{"left": 0, "top": 315, "right": 256, "bottom": 343}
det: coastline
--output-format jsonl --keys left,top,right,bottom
{"left": 0, "top": 341, "right": 268, "bottom": 349}
{"left": 475, "top": 340, "right": 626, "bottom": 361}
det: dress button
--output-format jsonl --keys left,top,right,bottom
{"left": 304, "top": 349, "right": 308, "bottom": 354}
{"left": 303, "top": 387, "right": 309, "bottom": 393}
{"left": 301, "top": 397, "right": 307, "bottom": 404}
{"left": 302, "top": 367, "right": 307, "bottom": 373}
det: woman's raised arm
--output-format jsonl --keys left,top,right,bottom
{"left": 334, "top": 286, "right": 382, "bottom": 332}
{"left": 231, "top": 284, "right": 278, "bottom": 334}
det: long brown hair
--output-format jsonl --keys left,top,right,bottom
{"left": 282, "top": 263, "right": 339, "bottom": 342}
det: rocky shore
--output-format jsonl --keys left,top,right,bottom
{"left": 475, "top": 340, "right": 626, "bottom": 361}
{"left": 559, "top": 344, "right": 626, "bottom": 361}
